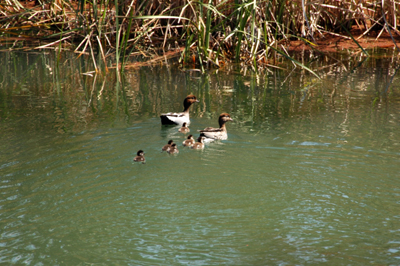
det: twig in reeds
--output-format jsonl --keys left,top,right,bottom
{"left": 88, "top": 35, "right": 98, "bottom": 72}
{"left": 339, "top": 21, "right": 369, "bottom": 56}
{"left": 302, "top": 0, "right": 315, "bottom": 42}
{"left": 381, "top": 0, "right": 400, "bottom": 52}
{"left": 96, "top": 35, "right": 108, "bottom": 72}
{"left": 35, "top": 35, "right": 72, "bottom": 49}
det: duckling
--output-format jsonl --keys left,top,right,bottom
{"left": 133, "top": 150, "right": 145, "bottom": 163}
{"left": 167, "top": 143, "right": 179, "bottom": 154}
{"left": 191, "top": 136, "right": 205, "bottom": 150}
{"left": 199, "top": 113, "right": 233, "bottom": 141}
{"left": 160, "top": 95, "right": 199, "bottom": 126}
{"left": 162, "top": 140, "right": 174, "bottom": 152}
{"left": 178, "top": 122, "right": 190, "bottom": 133}
{"left": 182, "top": 134, "right": 195, "bottom": 147}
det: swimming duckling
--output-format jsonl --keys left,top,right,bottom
{"left": 162, "top": 140, "right": 174, "bottom": 152}
{"left": 167, "top": 143, "right": 179, "bottom": 154}
{"left": 133, "top": 150, "right": 145, "bottom": 163}
{"left": 178, "top": 122, "right": 190, "bottom": 133}
{"left": 191, "top": 136, "right": 205, "bottom": 150}
{"left": 160, "top": 95, "right": 199, "bottom": 126}
{"left": 199, "top": 113, "right": 233, "bottom": 141}
{"left": 182, "top": 134, "right": 195, "bottom": 147}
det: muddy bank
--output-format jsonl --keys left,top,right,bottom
{"left": 287, "top": 27, "right": 400, "bottom": 53}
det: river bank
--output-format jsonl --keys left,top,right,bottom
{"left": 2, "top": 0, "right": 399, "bottom": 70}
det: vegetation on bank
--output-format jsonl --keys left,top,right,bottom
{"left": 1, "top": 0, "right": 399, "bottom": 72}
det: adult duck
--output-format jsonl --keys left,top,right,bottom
{"left": 199, "top": 113, "right": 233, "bottom": 141}
{"left": 160, "top": 95, "right": 199, "bottom": 126}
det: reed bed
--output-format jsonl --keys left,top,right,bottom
{"left": 1, "top": 0, "right": 399, "bottom": 72}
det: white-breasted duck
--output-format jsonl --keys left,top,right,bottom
{"left": 160, "top": 95, "right": 199, "bottom": 126}
{"left": 133, "top": 150, "right": 145, "bottom": 163}
{"left": 167, "top": 143, "right": 179, "bottom": 154}
{"left": 162, "top": 140, "right": 174, "bottom": 152}
{"left": 199, "top": 113, "right": 233, "bottom": 141}
{"left": 178, "top": 122, "right": 190, "bottom": 133}
{"left": 182, "top": 134, "right": 195, "bottom": 147}
{"left": 191, "top": 136, "right": 205, "bottom": 150}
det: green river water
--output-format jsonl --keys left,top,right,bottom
{"left": 0, "top": 50, "right": 399, "bottom": 265}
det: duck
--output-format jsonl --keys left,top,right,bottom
{"left": 191, "top": 136, "right": 205, "bottom": 149}
{"left": 199, "top": 113, "right": 233, "bottom": 141}
{"left": 162, "top": 140, "right": 174, "bottom": 152}
{"left": 133, "top": 150, "right": 145, "bottom": 163}
{"left": 182, "top": 134, "right": 195, "bottom": 147}
{"left": 178, "top": 122, "right": 190, "bottom": 133}
{"left": 160, "top": 95, "right": 199, "bottom": 125}
{"left": 167, "top": 143, "right": 179, "bottom": 154}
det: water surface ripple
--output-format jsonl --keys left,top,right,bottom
{"left": 0, "top": 51, "right": 399, "bottom": 265}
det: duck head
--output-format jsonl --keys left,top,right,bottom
{"left": 218, "top": 113, "right": 233, "bottom": 127}
{"left": 183, "top": 95, "right": 199, "bottom": 111}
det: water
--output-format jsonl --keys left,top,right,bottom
{"left": 0, "top": 50, "right": 400, "bottom": 265}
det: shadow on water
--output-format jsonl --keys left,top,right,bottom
{"left": 0, "top": 49, "right": 400, "bottom": 265}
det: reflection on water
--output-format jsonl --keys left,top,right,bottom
{"left": 0, "top": 50, "right": 400, "bottom": 265}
